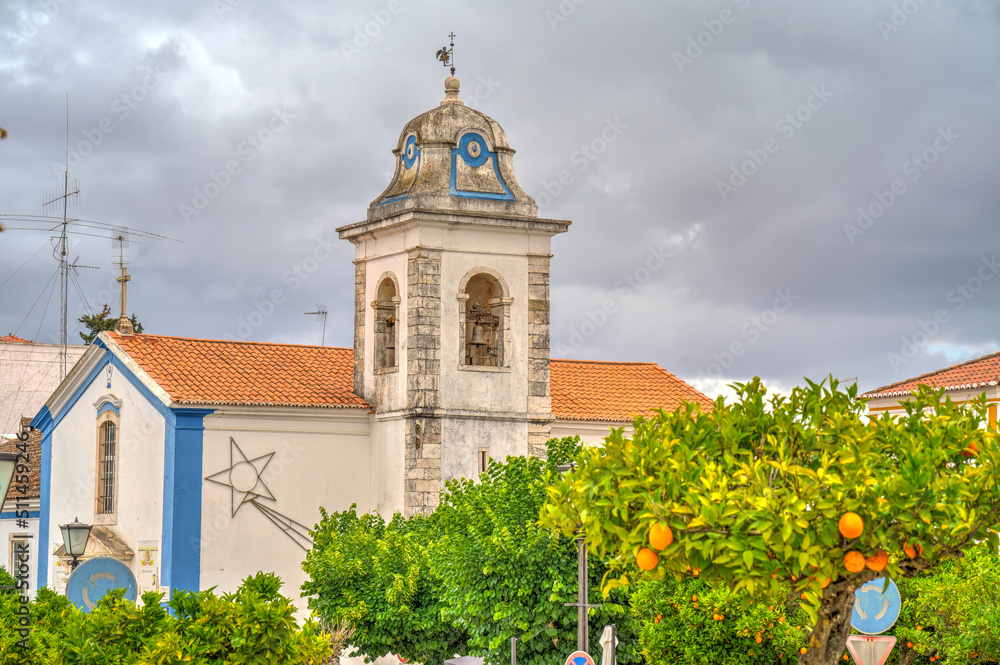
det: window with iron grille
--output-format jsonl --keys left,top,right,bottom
{"left": 97, "top": 420, "right": 116, "bottom": 514}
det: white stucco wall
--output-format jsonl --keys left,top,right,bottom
{"left": 442, "top": 416, "right": 525, "bottom": 481}
{"left": 0, "top": 503, "right": 39, "bottom": 597}
{"left": 199, "top": 407, "right": 373, "bottom": 612}
{"left": 864, "top": 387, "right": 999, "bottom": 429}
{"left": 362, "top": 245, "right": 409, "bottom": 412}
{"left": 551, "top": 419, "right": 635, "bottom": 448}
{"left": 45, "top": 350, "right": 166, "bottom": 592}
{"left": 0, "top": 342, "right": 86, "bottom": 437}
{"left": 370, "top": 415, "right": 405, "bottom": 515}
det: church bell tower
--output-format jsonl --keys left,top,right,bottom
{"left": 337, "top": 73, "right": 569, "bottom": 516}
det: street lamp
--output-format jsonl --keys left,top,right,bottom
{"left": 59, "top": 517, "right": 92, "bottom": 571}
{"left": 0, "top": 451, "right": 17, "bottom": 513}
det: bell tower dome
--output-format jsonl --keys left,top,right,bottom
{"left": 338, "top": 76, "right": 570, "bottom": 516}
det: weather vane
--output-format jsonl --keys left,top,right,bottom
{"left": 436, "top": 32, "right": 455, "bottom": 75}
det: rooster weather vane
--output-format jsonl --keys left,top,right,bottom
{"left": 205, "top": 437, "right": 313, "bottom": 550}
{"left": 436, "top": 32, "right": 455, "bottom": 75}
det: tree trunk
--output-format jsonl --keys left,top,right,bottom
{"left": 798, "top": 570, "right": 882, "bottom": 665}
{"left": 798, "top": 558, "right": 931, "bottom": 664}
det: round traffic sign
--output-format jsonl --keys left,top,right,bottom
{"left": 851, "top": 577, "right": 901, "bottom": 635}
{"left": 66, "top": 557, "right": 137, "bottom": 612}
{"left": 564, "top": 651, "right": 596, "bottom": 665}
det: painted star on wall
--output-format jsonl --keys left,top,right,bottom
{"left": 204, "top": 437, "right": 275, "bottom": 517}
{"left": 203, "top": 437, "right": 314, "bottom": 550}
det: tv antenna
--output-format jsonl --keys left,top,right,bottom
{"left": 436, "top": 32, "right": 455, "bottom": 75}
{"left": 40, "top": 93, "right": 87, "bottom": 379}
{"left": 305, "top": 306, "right": 328, "bottom": 346}
{"left": 0, "top": 95, "right": 180, "bottom": 377}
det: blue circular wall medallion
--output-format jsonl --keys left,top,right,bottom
{"left": 851, "top": 576, "right": 901, "bottom": 635}
{"left": 66, "top": 556, "right": 138, "bottom": 612}
{"left": 402, "top": 135, "right": 419, "bottom": 168}
{"left": 456, "top": 132, "right": 490, "bottom": 167}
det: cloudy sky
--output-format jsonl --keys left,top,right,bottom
{"left": 1, "top": 0, "right": 998, "bottom": 400}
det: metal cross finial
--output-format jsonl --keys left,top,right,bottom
{"left": 435, "top": 32, "right": 455, "bottom": 75}
{"left": 116, "top": 264, "right": 131, "bottom": 320}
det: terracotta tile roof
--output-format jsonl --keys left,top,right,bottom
{"left": 550, "top": 359, "right": 713, "bottom": 422}
{"left": 103, "top": 334, "right": 710, "bottom": 420}
{"left": 0, "top": 417, "right": 41, "bottom": 499}
{"left": 106, "top": 332, "right": 371, "bottom": 409}
{"left": 861, "top": 350, "right": 1000, "bottom": 399}
{"left": 0, "top": 334, "right": 31, "bottom": 344}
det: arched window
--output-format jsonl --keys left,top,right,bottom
{"left": 463, "top": 273, "right": 504, "bottom": 367}
{"left": 96, "top": 412, "right": 118, "bottom": 515}
{"left": 374, "top": 275, "right": 399, "bottom": 371}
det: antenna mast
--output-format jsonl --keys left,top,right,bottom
{"left": 41, "top": 93, "right": 80, "bottom": 380}
{"left": 305, "top": 306, "right": 328, "bottom": 346}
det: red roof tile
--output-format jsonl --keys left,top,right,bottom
{"left": 107, "top": 332, "right": 371, "bottom": 409}
{"left": 0, "top": 334, "right": 31, "bottom": 344}
{"left": 550, "top": 359, "right": 713, "bottom": 421}
{"left": 0, "top": 417, "right": 41, "bottom": 499}
{"left": 104, "top": 334, "right": 710, "bottom": 420}
{"left": 861, "top": 350, "right": 1000, "bottom": 398}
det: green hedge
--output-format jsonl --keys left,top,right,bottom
{"left": 0, "top": 570, "right": 331, "bottom": 664}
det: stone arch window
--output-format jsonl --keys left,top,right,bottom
{"left": 373, "top": 273, "right": 400, "bottom": 371}
{"left": 458, "top": 269, "right": 512, "bottom": 367}
{"left": 93, "top": 395, "right": 122, "bottom": 518}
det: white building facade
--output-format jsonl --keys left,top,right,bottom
{"left": 31, "top": 77, "right": 712, "bottom": 607}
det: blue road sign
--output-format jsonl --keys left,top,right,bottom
{"left": 851, "top": 577, "right": 901, "bottom": 635}
{"left": 66, "top": 556, "right": 137, "bottom": 612}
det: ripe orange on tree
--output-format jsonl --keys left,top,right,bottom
{"left": 839, "top": 512, "right": 864, "bottom": 539}
{"left": 963, "top": 441, "right": 979, "bottom": 458}
{"left": 903, "top": 541, "right": 925, "bottom": 559}
{"left": 648, "top": 522, "right": 673, "bottom": 550}
{"left": 636, "top": 548, "right": 658, "bottom": 570}
{"left": 866, "top": 548, "right": 888, "bottom": 572}
{"left": 844, "top": 550, "right": 866, "bottom": 572}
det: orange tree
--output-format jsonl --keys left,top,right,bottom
{"left": 631, "top": 576, "right": 811, "bottom": 664}
{"left": 893, "top": 544, "right": 1000, "bottom": 664}
{"left": 540, "top": 378, "right": 1000, "bottom": 665}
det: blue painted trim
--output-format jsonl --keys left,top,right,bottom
{"left": 401, "top": 135, "right": 420, "bottom": 169}
{"left": 377, "top": 193, "right": 409, "bottom": 206}
{"left": 376, "top": 136, "right": 421, "bottom": 207}
{"left": 449, "top": 132, "right": 515, "bottom": 201}
{"left": 30, "top": 406, "right": 53, "bottom": 591}
{"left": 0, "top": 511, "right": 39, "bottom": 519}
{"left": 96, "top": 401, "right": 120, "bottom": 416}
{"left": 41, "top": 342, "right": 174, "bottom": 431}
{"left": 161, "top": 408, "right": 214, "bottom": 595}
{"left": 30, "top": 340, "right": 175, "bottom": 591}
